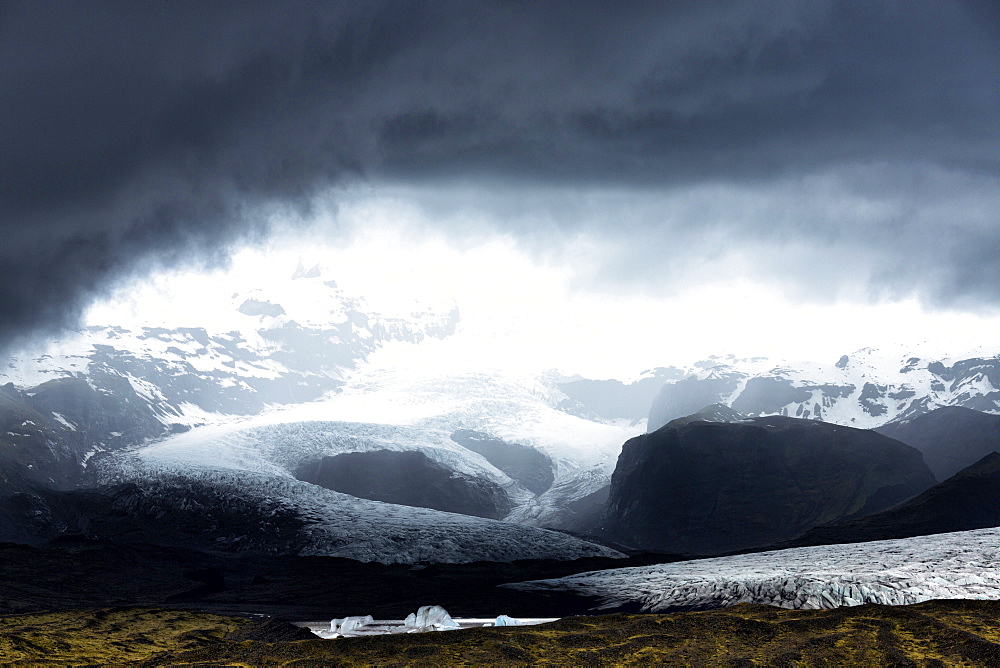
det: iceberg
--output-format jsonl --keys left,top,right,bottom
{"left": 331, "top": 615, "right": 374, "bottom": 635}
{"left": 494, "top": 614, "right": 521, "bottom": 627}
{"left": 313, "top": 606, "right": 559, "bottom": 638}
{"left": 403, "top": 605, "right": 461, "bottom": 631}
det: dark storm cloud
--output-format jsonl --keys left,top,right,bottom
{"left": 1, "top": 0, "right": 997, "bottom": 346}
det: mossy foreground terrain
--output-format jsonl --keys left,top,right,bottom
{"left": 0, "top": 607, "right": 243, "bottom": 664}
{"left": 1, "top": 600, "right": 999, "bottom": 666}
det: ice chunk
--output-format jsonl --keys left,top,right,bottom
{"left": 403, "top": 605, "right": 460, "bottom": 631}
{"left": 494, "top": 614, "right": 521, "bottom": 627}
{"left": 333, "top": 615, "right": 374, "bottom": 635}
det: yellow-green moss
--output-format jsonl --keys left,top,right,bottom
{"left": 2, "top": 600, "right": 999, "bottom": 666}
{"left": 0, "top": 607, "right": 245, "bottom": 665}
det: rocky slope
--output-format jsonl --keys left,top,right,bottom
{"left": 602, "top": 416, "right": 935, "bottom": 554}
{"left": 876, "top": 406, "right": 1000, "bottom": 481}
{"left": 790, "top": 451, "right": 1000, "bottom": 547}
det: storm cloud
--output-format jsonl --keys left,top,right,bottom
{"left": 2, "top": 0, "right": 998, "bottom": 346}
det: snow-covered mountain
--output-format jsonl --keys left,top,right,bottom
{"left": 0, "top": 263, "right": 638, "bottom": 561}
{"left": 4, "top": 260, "right": 996, "bottom": 564}
{"left": 2, "top": 265, "right": 459, "bottom": 429}
{"left": 507, "top": 527, "right": 1000, "bottom": 611}
{"left": 0, "top": 266, "right": 459, "bottom": 487}
{"left": 646, "top": 348, "right": 1000, "bottom": 431}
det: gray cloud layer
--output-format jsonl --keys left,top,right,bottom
{"left": 2, "top": 0, "right": 998, "bottom": 346}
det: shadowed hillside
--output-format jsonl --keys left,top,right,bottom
{"left": 603, "top": 416, "right": 935, "bottom": 553}
{"left": 877, "top": 406, "right": 1000, "bottom": 481}
{"left": 791, "top": 451, "right": 1000, "bottom": 547}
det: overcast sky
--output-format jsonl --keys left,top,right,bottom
{"left": 3, "top": 1, "right": 999, "bottom": 370}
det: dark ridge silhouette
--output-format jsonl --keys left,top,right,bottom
{"left": 790, "top": 450, "right": 1000, "bottom": 547}
{"left": 603, "top": 416, "right": 935, "bottom": 554}
{"left": 877, "top": 406, "right": 1000, "bottom": 481}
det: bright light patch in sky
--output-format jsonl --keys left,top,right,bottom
{"left": 85, "top": 195, "right": 1000, "bottom": 380}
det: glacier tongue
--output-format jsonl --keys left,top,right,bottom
{"left": 108, "top": 363, "right": 641, "bottom": 530}
{"left": 99, "top": 459, "right": 624, "bottom": 564}
{"left": 505, "top": 527, "right": 1000, "bottom": 611}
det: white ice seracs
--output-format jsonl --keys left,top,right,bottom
{"left": 506, "top": 527, "right": 1000, "bottom": 611}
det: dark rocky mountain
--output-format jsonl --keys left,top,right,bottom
{"left": 662, "top": 403, "right": 746, "bottom": 429}
{"left": 450, "top": 429, "right": 554, "bottom": 495}
{"left": 876, "top": 406, "right": 1000, "bottom": 481}
{"left": 647, "top": 351, "right": 1000, "bottom": 432}
{"left": 648, "top": 368, "right": 748, "bottom": 429}
{"left": 602, "top": 416, "right": 935, "bottom": 554}
{"left": 0, "top": 377, "right": 168, "bottom": 492}
{"left": 296, "top": 449, "right": 513, "bottom": 520}
{"left": 791, "top": 451, "right": 1000, "bottom": 547}
{"left": 557, "top": 485, "right": 612, "bottom": 534}
{"left": 0, "top": 385, "right": 79, "bottom": 490}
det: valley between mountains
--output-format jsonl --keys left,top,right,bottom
{"left": 1, "top": 270, "right": 998, "bottom": 663}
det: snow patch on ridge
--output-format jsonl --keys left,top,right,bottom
{"left": 51, "top": 412, "right": 76, "bottom": 431}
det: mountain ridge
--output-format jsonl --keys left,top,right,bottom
{"left": 644, "top": 349, "right": 1000, "bottom": 432}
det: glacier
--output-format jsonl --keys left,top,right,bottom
{"left": 0, "top": 261, "right": 640, "bottom": 564}
{"left": 97, "top": 462, "right": 623, "bottom": 563}
{"left": 506, "top": 527, "right": 1000, "bottom": 611}
{"left": 99, "top": 361, "right": 640, "bottom": 530}
{"left": 85, "top": 362, "right": 639, "bottom": 563}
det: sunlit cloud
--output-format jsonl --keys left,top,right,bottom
{"left": 84, "top": 195, "right": 1000, "bottom": 380}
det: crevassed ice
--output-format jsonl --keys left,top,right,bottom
{"left": 506, "top": 527, "right": 1000, "bottom": 611}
